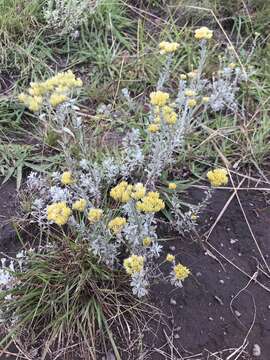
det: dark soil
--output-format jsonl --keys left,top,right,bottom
{"left": 147, "top": 186, "right": 270, "bottom": 360}
{"left": 0, "top": 179, "right": 19, "bottom": 256}
{"left": 1, "top": 181, "right": 270, "bottom": 359}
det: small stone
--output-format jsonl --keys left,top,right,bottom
{"left": 238, "top": 253, "right": 242, "bottom": 257}
{"left": 230, "top": 238, "right": 238, "bottom": 244}
{"left": 169, "top": 246, "right": 176, "bottom": 251}
{"left": 253, "top": 344, "right": 261, "bottom": 357}
{"left": 174, "top": 333, "right": 180, "bottom": 339}
{"left": 220, "top": 243, "right": 224, "bottom": 247}
{"left": 214, "top": 295, "right": 224, "bottom": 305}
{"left": 170, "top": 298, "right": 177, "bottom": 306}
{"left": 235, "top": 310, "right": 241, "bottom": 317}
{"left": 196, "top": 272, "right": 202, "bottom": 277}
{"left": 219, "top": 279, "right": 224, "bottom": 284}
{"left": 208, "top": 317, "right": 213, "bottom": 321}
{"left": 267, "top": 305, "right": 270, "bottom": 310}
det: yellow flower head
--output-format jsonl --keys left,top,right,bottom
{"left": 180, "top": 74, "right": 187, "bottom": 80}
{"left": 185, "top": 89, "right": 196, "bottom": 97}
{"left": 187, "top": 70, "right": 198, "bottom": 79}
{"left": 61, "top": 171, "right": 74, "bottom": 185}
{"left": 202, "top": 96, "right": 210, "bottom": 104}
{"left": 136, "top": 191, "right": 165, "bottom": 213}
{"left": 108, "top": 217, "right": 127, "bottom": 234}
{"left": 194, "top": 27, "right": 213, "bottom": 40}
{"left": 159, "top": 41, "right": 180, "bottom": 54}
{"left": 110, "top": 181, "right": 133, "bottom": 203}
{"left": 47, "top": 202, "right": 72, "bottom": 226}
{"left": 143, "top": 237, "right": 152, "bottom": 247}
{"left": 187, "top": 99, "right": 197, "bottom": 108}
{"left": 207, "top": 168, "right": 228, "bottom": 187}
{"left": 18, "top": 93, "right": 43, "bottom": 112}
{"left": 49, "top": 93, "right": 68, "bottom": 107}
{"left": 148, "top": 123, "right": 160, "bottom": 133}
{"left": 124, "top": 254, "right": 144, "bottom": 275}
{"left": 191, "top": 213, "right": 197, "bottom": 220}
{"left": 72, "top": 199, "right": 87, "bottom": 212}
{"left": 19, "top": 71, "right": 82, "bottom": 112}
{"left": 88, "top": 208, "right": 103, "bottom": 223}
{"left": 228, "top": 63, "right": 236, "bottom": 69}
{"left": 174, "top": 263, "right": 190, "bottom": 280}
{"left": 166, "top": 253, "right": 175, "bottom": 262}
{"left": 168, "top": 182, "right": 177, "bottom": 190}
{"left": 150, "top": 91, "right": 170, "bottom": 107}
{"left": 162, "top": 106, "right": 177, "bottom": 125}
{"left": 131, "top": 183, "right": 146, "bottom": 200}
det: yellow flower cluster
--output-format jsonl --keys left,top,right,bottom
{"left": 47, "top": 202, "right": 72, "bottom": 226}
{"left": 166, "top": 253, "right": 175, "bottom": 262}
{"left": 159, "top": 41, "right": 180, "bottom": 54}
{"left": 143, "top": 237, "right": 152, "bottom": 247}
{"left": 88, "top": 208, "right": 103, "bottom": 223}
{"left": 18, "top": 93, "right": 43, "bottom": 112}
{"left": 168, "top": 182, "right": 177, "bottom": 190}
{"left": 185, "top": 89, "right": 196, "bottom": 97}
{"left": 49, "top": 93, "right": 68, "bottom": 107}
{"left": 18, "top": 70, "right": 82, "bottom": 111}
{"left": 202, "top": 96, "right": 210, "bottom": 104}
{"left": 136, "top": 191, "right": 165, "bottom": 213}
{"left": 148, "top": 123, "right": 160, "bottom": 133}
{"left": 72, "top": 199, "right": 87, "bottom": 212}
{"left": 162, "top": 106, "right": 177, "bottom": 125}
{"left": 132, "top": 183, "right": 147, "bottom": 200}
{"left": 110, "top": 182, "right": 146, "bottom": 203}
{"left": 150, "top": 91, "right": 169, "bottom": 107}
{"left": 124, "top": 254, "right": 144, "bottom": 275}
{"left": 187, "top": 70, "right": 198, "bottom": 79}
{"left": 187, "top": 99, "right": 197, "bottom": 108}
{"left": 152, "top": 105, "right": 177, "bottom": 127}
{"left": 61, "top": 171, "right": 74, "bottom": 185}
{"left": 207, "top": 168, "right": 228, "bottom": 187}
{"left": 174, "top": 263, "right": 190, "bottom": 280}
{"left": 228, "top": 63, "right": 236, "bottom": 69}
{"left": 194, "top": 27, "right": 213, "bottom": 40}
{"left": 108, "top": 217, "right": 127, "bottom": 234}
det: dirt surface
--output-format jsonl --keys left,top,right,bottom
{"left": 1, "top": 181, "right": 270, "bottom": 359}
{"left": 0, "top": 179, "right": 19, "bottom": 256}
{"left": 147, "top": 186, "right": 270, "bottom": 359}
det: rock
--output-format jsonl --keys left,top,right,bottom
{"left": 235, "top": 310, "right": 241, "bottom": 317}
{"left": 253, "top": 344, "right": 261, "bottom": 357}
{"left": 174, "top": 333, "right": 180, "bottom": 339}
{"left": 170, "top": 298, "right": 176, "bottom": 305}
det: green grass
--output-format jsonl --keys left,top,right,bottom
{"left": 0, "top": 233, "right": 147, "bottom": 358}
{"left": 1, "top": 0, "right": 270, "bottom": 180}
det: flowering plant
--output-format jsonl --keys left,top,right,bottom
{"left": 0, "top": 26, "right": 245, "bottom": 357}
